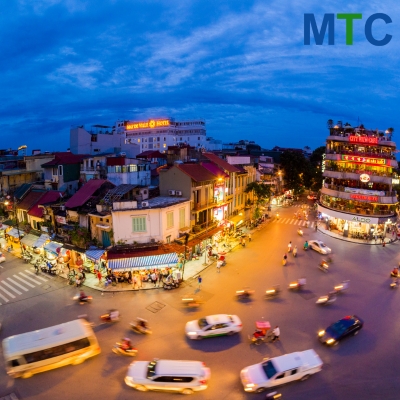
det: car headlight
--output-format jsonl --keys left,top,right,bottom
{"left": 326, "top": 338, "right": 335, "bottom": 345}
{"left": 246, "top": 383, "right": 256, "bottom": 388}
{"left": 187, "top": 331, "right": 198, "bottom": 336}
{"left": 318, "top": 330, "right": 325, "bottom": 337}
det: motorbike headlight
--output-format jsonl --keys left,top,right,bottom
{"left": 326, "top": 338, "right": 335, "bottom": 345}
{"left": 318, "top": 330, "right": 325, "bottom": 337}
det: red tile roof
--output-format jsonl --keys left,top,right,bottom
{"left": 41, "top": 152, "right": 87, "bottom": 167}
{"left": 28, "top": 191, "right": 63, "bottom": 218}
{"left": 201, "top": 162, "right": 229, "bottom": 178}
{"left": 65, "top": 179, "right": 110, "bottom": 209}
{"left": 202, "top": 152, "right": 240, "bottom": 173}
{"left": 177, "top": 164, "right": 217, "bottom": 182}
{"left": 17, "top": 191, "right": 46, "bottom": 211}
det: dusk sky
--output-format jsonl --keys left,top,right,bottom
{"left": 2, "top": 1, "right": 399, "bottom": 153}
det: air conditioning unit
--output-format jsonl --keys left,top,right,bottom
{"left": 141, "top": 201, "right": 149, "bottom": 207}
{"left": 168, "top": 190, "right": 176, "bottom": 196}
{"left": 176, "top": 191, "right": 182, "bottom": 196}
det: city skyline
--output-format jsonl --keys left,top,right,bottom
{"left": 1, "top": 1, "right": 399, "bottom": 153}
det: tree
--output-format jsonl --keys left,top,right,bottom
{"left": 244, "top": 182, "right": 272, "bottom": 205}
{"left": 279, "top": 151, "right": 309, "bottom": 195}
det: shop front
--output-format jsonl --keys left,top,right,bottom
{"left": 20, "top": 233, "right": 40, "bottom": 253}
{"left": 318, "top": 204, "right": 394, "bottom": 240}
{"left": 43, "top": 241, "right": 63, "bottom": 263}
{"left": 85, "top": 247, "right": 107, "bottom": 273}
{"left": 6, "top": 227, "right": 24, "bottom": 243}
{"left": 32, "top": 234, "right": 50, "bottom": 254}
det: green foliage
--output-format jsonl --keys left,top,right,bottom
{"left": 70, "top": 225, "right": 91, "bottom": 248}
{"left": 244, "top": 182, "right": 272, "bottom": 205}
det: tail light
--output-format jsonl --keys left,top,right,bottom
{"left": 199, "top": 379, "right": 207, "bottom": 385}
{"left": 238, "top": 323, "right": 243, "bottom": 327}
{"left": 202, "top": 362, "right": 207, "bottom": 366}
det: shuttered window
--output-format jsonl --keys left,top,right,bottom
{"left": 167, "top": 212, "right": 174, "bottom": 229}
{"left": 179, "top": 208, "right": 185, "bottom": 228}
{"left": 132, "top": 217, "right": 146, "bottom": 232}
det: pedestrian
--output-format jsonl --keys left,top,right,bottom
{"left": 272, "top": 325, "right": 280, "bottom": 342}
{"left": 248, "top": 233, "right": 252, "bottom": 242}
{"left": 151, "top": 271, "right": 157, "bottom": 287}
{"left": 132, "top": 274, "right": 138, "bottom": 290}
{"left": 197, "top": 275, "right": 202, "bottom": 290}
{"left": 158, "top": 271, "right": 163, "bottom": 287}
{"left": 216, "top": 260, "right": 221, "bottom": 273}
{"left": 315, "top": 222, "right": 318, "bottom": 232}
{"left": 96, "top": 270, "right": 102, "bottom": 284}
{"left": 288, "top": 241, "right": 292, "bottom": 252}
{"left": 374, "top": 234, "right": 378, "bottom": 243}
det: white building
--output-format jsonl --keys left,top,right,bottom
{"left": 112, "top": 196, "right": 190, "bottom": 245}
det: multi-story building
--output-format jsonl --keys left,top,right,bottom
{"left": 318, "top": 121, "right": 398, "bottom": 240}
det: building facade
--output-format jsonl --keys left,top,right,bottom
{"left": 318, "top": 122, "right": 398, "bottom": 240}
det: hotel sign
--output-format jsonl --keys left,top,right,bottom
{"left": 350, "top": 194, "right": 379, "bottom": 202}
{"left": 349, "top": 135, "right": 378, "bottom": 145}
{"left": 342, "top": 155, "right": 388, "bottom": 165}
{"left": 126, "top": 119, "right": 170, "bottom": 130}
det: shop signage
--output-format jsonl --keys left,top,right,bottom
{"left": 126, "top": 119, "right": 170, "bottom": 130}
{"left": 349, "top": 135, "right": 378, "bottom": 144}
{"left": 350, "top": 194, "right": 379, "bottom": 202}
{"left": 344, "top": 187, "right": 385, "bottom": 196}
{"left": 342, "top": 155, "right": 387, "bottom": 165}
{"left": 55, "top": 216, "right": 67, "bottom": 224}
{"left": 359, "top": 174, "right": 370, "bottom": 182}
{"left": 352, "top": 216, "right": 371, "bottom": 223}
{"left": 317, "top": 203, "right": 381, "bottom": 224}
{"left": 393, "top": 178, "right": 400, "bottom": 185}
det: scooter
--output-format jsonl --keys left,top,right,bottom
{"left": 390, "top": 278, "right": 399, "bottom": 289}
{"left": 130, "top": 319, "right": 152, "bottom": 334}
{"left": 265, "top": 285, "right": 281, "bottom": 299}
{"left": 73, "top": 294, "right": 93, "bottom": 303}
{"left": 292, "top": 248, "right": 297, "bottom": 258}
{"left": 112, "top": 343, "right": 138, "bottom": 356}
{"left": 23, "top": 252, "right": 33, "bottom": 263}
{"left": 316, "top": 292, "right": 337, "bottom": 305}
{"left": 334, "top": 280, "right": 349, "bottom": 293}
{"left": 182, "top": 297, "right": 202, "bottom": 308}
{"left": 297, "top": 229, "right": 303, "bottom": 236}
{"left": 236, "top": 288, "right": 255, "bottom": 299}
{"left": 318, "top": 261, "right": 329, "bottom": 273}
{"left": 100, "top": 311, "right": 119, "bottom": 322}
{"left": 34, "top": 264, "right": 40, "bottom": 275}
{"left": 288, "top": 281, "right": 305, "bottom": 290}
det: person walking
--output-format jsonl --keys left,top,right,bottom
{"left": 248, "top": 233, "right": 252, "bottom": 242}
{"left": 96, "top": 270, "right": 102, "bottom": 285}
{"left": 151, "top": 271, "right": 157, "bottom": 287}
{"left": 158, "top": 271, "right": 163, "bottom": 287}
{"left": 216, "top": 260, "right": 221, "bottom": 273}
{"left": 197, "top": 275, "right": 202, "bottom": 290}
{"left": 272, "top": 325, "right": 280, "bottom": 342}
{"left": 315, "top": 222, "right": 318, "bottom": 232}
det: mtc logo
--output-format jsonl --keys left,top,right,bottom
{"left": 304, "top": 13, "right": 392, "bottom": 46}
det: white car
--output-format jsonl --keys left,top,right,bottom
{"left": 185, "top": 314, "right": 242, "bottom": 340}
{"left": 308, "top": 240, "right": 331, "bottom": 254}
{"left": 0, "top": 252, "right": 5, "bottom": 263}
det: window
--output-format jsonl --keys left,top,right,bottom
{"left": 166, "top": 235, "right": 171, "bottom": 244}
{"left": 58, "top": 165, "right": 63, "bottom": 176}
{"left": 167, "top": 211, "right": 174, "bottom": 229}
{"left": 290, "top": 369, "right": 298, "bottom": 375}
{"left": 179, "top": 208, "right": 185, "bottom": 228}
{"left": 275, "top": 373, "right": 285, "bottom": 380}
{"left": 132, "top": 217, "right": 146, "bottom": 232}
{"left": 106, "top": 219, "right": 109, "bottom": 223}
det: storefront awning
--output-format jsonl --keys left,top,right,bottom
{"left": 7, "top": 228, "right": 24, "bottom": 239}
{"left": 21, "top": 233, "right": 40, "bottom": 247}
{"left": 44, "top": 241, "right": 63, "bottom": 255}
{"left": 0, "top": 223, "right": 9, "bottom": 230}
{"left": 86, "top": 248, "right": 106, "bottom": 261}
{"left": 32, "top": 234, "right": 50, "bottom": 248}
{"left": 109, "top": 253, "right": 178, "bottom": 271}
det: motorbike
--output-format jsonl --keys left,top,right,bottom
{"left": 248, "top": 320, "right": 274, "bottom": 345}
{"left": 22, "top": 252, "right": 33, "bottom": 263}
{"left": 100, "top": 311, "right": 120, "bottom": 322}
{"left": 288, "top": 281, "right": 306, "bottom": 290}
{"left": 390, "top": 278, "right": 399, "bottom": 289}
{"left": 182, "top": 297, "right": 202, "bottom": 308}
{"left": 334, "top": 280, "right": 349, "bottom": 293}
{"left": 316, "top": 292, "right": 337, "bottom": 305}
{"left": 34, "top": 264, "right": 40, "bottom": 275}
{"left": 303, "top": 245, "right": 309, "bottom": 251}
{"left": 236, "top": 288, "right": 255, "bottom": 299}
{"left": 42, "top": 262, "right": 57, "bottom": 275}
{"left": 163, "top": 277, "right": 180, "bottom": 290}
{"left": 297, "top": 229, "right": 303, "bottom": 236}
{"left": 112, "top": 343, "right": 138, "bottom": 356}
{"left": 265, "top": 285, "right": 281, "bottom": 299}
{"left": 130, "top": 318, "right": 152, "bottom": 334}
{"left": 292, "top": 248, "right": 297, "bottom": 257}
{"left": 282, "top": 258, "right": 287, "bottom": 266}
{"left": 318, "top": 261, "right": 329, "bottom": 273}
{"left": 73, "top": 294, "right": 93, "bottom": 303}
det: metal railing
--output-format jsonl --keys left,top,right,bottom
{"left": 323, "top": 184, "right": 396, "bottom": 197}
{"left": 319, "top": 200, "right": 396, "bottom": 217}
{"left": 326, "top": 149, "right": 395, "bottom": 160}
{"left": 324, "top": 166, "right": 396, "bottom": 178}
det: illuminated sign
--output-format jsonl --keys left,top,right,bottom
{"left": 352, "top": 216, "right": 371, "bottom": 223}
{"left": 393, "top": 178, "right": 400, "bottom": 185}
{"left": 350, "top": 194, "right": 378, "bottom": 202}
{"left": 342, "top": 155, "right": 388, "bottom": 165}
{"left": 359, "top": 174, "right": 370, "bottom": 183}
{"left": 126, "top": 119, "right": 170, "bottom": 130}
{"left": 349, "top": 135, "right": 378, "bottom": 144}
{"left": 321, "top": 153, "right": 326, "bottom": 173}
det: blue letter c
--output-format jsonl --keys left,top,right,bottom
{"left": 365, "top": 13, "right": 392, "bottom": 46}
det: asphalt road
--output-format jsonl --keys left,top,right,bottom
{"left": 0, "top": 202, "right": 399, "bottom": 400}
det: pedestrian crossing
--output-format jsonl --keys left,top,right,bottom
{"left": 0, "top": 269, "right": 49, "bottom": 305}
{"left": 273, "top": 218, "right": 316, "bottom": 227}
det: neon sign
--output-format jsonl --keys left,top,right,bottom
{"left": 350, "top": 194, "right": 378, "bottom": 202}
{"left": 359, "top": 174, "right": 370, "bottom": 182}
{"left": 342, "top": 155, "right": 388, "bottom": 165}
{"left": 349, "top": 135, "right": 378, "bottom": 144}
{"left": 126, "top": 119, "right": 170, "bottom": 130}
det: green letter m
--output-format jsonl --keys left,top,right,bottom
{"left": 304, "top": 13, "right": 335, "bottom": 45}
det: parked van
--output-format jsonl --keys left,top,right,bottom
{"left": 240, "top": 349, "right": 322, "bottom": 393}
{"left": 125, "top": 359, "right": 211, "bottom": 394}
{"left": 3, "top": 319, "right": 100, "bottom": 378}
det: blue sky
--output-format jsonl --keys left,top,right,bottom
{"left": 1, "top": 0, "right": 399, "bottom": 153}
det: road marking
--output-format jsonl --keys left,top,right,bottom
{"left": 0, "top": 292, "right": 8, "bottom": 302}
{"left": 13, "top": 275, "right": 35, "bottom": 288}
{"left": 6, "top": 278, "right": 28, "bottom": 292}
{"left": 0, "top": 285, "right": 16, "bottom": 298}
{"left": 19, "top": 272, "right": 43, "bottom": 285}
{"left": 289, "top": 219, "right": 294, "bottom": 224}
{"left": 25, "top": 270, "right": 48, "bottom": 282}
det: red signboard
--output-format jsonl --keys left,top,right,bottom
{"left": 349, "top": 136, "right": 378, "bottom": 144}
{"left": 350, "top": 194, "right": 379, "bottom": 202}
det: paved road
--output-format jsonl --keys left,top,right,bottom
{"left": 0, "top": 202, "right": 399, "bottom": 399}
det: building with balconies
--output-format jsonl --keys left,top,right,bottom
{"left": 318, "top": 121, "right": 398, "bottom": 240}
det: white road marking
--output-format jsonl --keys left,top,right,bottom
{"left": 0, "top": 284, "right": 17, "bottom": 298}
{"left": 0, "top": 291, "right": 8, "bottom": 302}
{"left": 6, "top": 278, "right": 28, "bottom": 292}
{"left": 19, "top": 272, "right": 43, "bottom": 285}
{"left": 25, "top": 270, "right": 48, "bottom": 282}
{"left": 13, "top": 275, "right": 35, "bottom": 288}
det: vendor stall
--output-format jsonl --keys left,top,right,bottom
{"left": 44, "top": 241, "right": 63, "bottom": 262}
{"left": 21, "top": 233, "right": 40, "bottom": 252}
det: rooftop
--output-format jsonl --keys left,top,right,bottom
{"left": 17, "top": 190, "right": 46, "bottom": 211}
{"left": 41, "top": 152, "right": 87, "bottom": 167}
{"left": 177, "top": 163, "right": 217, "bottom": 182}
{"left": 202, "top": 152, "right": 240, "bottom": 173}
{"left": 65, "top": 179, "right": 112, "bottom": 209}
{"left": 28, "top": 191, "right": 63, "bottom": 218}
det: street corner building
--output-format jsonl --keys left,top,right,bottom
{"left": 317, "top": 121, "right": 398, "bottom": 241}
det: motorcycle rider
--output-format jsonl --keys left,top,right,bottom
{"left": 120, "top": 338, "right": 133, "bottom": 351}
{"left": 79, "top": 290, "right": 88, "bottom": 302}
{"left": 288, "top": 241, "right": 292, "bottom": 253}
{"left": 391, "top": 267, "right": 399, "bottom": 277}
{"left": 303, "top": 241, "right": 309, "bottom": 250}
{"left": 320, "top": 259, "right": 328, "bottom": 268}
{"left": 293, "top": 246, "right": 297, "bottom": 257}
{"left": 298, "top": 277, "right": 306, "bottom": 287}
{"left": 253, "top": 329, "right": 265, "bottom": 339}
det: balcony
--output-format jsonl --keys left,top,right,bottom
{"left": 191, "top": 220, "right": 218, "bottom": 234}
{"left": 321, "top": 185, "right": 397, "bottom": 204}
{"left": 326, "top": 149, "right": 395, "bottom": 160}
{"left": 192, "top": 199, "right": 217, "bottom": 212}
{"left": 323, "top": 168, "right": 394, "bottom": 185}
{"left": 319, "top": 200, "right": 396, "bottom": 217}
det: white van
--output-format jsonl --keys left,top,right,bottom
{"left": 125, "top": 359, "right": 211, "bottom": 394}
{"left": 240, "top": 349, "right": 323, "bottom": 393}
{"left": 2, "top": 319, "right": 101, "bottom": 378}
